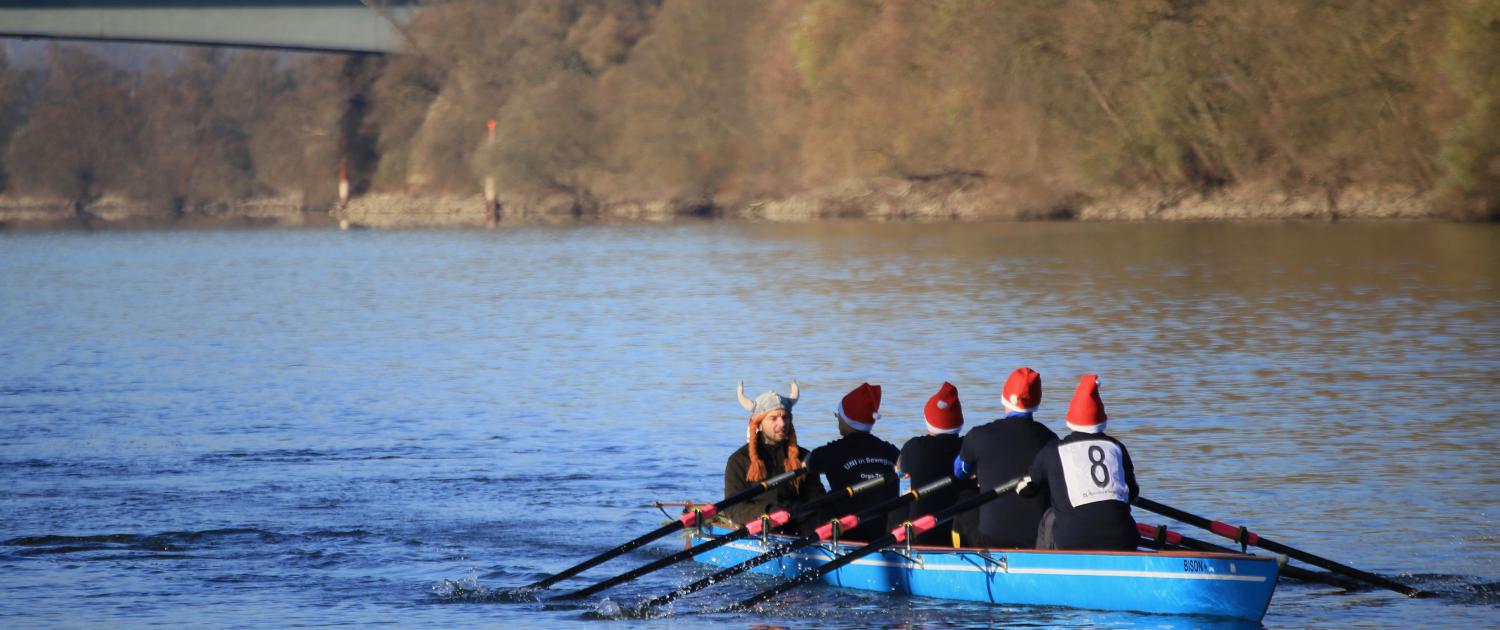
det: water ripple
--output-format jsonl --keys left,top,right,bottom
{"left": 1, "top": 224, "right": 1496, "bottom": 628}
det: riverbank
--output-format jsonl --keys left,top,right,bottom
{"left": 0, "top": 180, "right": 1451, "bottom": 231}
{"left": 0, "top": 194, "right": 337, "bottom": 231}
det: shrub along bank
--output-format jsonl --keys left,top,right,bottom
{"left": 1, "top": 0, "right": 1495, "bottom": 228}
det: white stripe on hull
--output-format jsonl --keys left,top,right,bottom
{"left": 723, "top": 541, "right": 1271, "bottom": 583}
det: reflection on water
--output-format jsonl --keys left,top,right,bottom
{"left": 0, "top": 222, "right": 1497, "bottom": 628}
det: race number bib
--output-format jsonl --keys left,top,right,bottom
{"left": 1057, "top": 440, "right": 1128, "bottom": 508}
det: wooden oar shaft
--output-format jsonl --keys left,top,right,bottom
{"left": 641, "top": 475, "right": 965, "bottom": 609}
{"left": 522, "top": 469, "right": 805, "bottom": 590}
{"left": 728, "top": 475, "right": 1019, "bottom": 611}
{"left": 554, "top": 476, "right": 891, "bottom": 600}
{"left": 1133, "top": 496, "right": 1426, "bottom": 597}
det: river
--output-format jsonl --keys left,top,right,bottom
{"left": 2, "top": 222, "right": 1497, "bottom": 628}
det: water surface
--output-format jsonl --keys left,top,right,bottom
{"left": 2, "top": 222, "right": 1497, "bottom": 628}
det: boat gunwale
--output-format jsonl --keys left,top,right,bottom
{"left": 687, "top": 523, "right": 1280, "bottom": 622}
{"left": 693, "top": 523, "right": 1276, "bottom": 563}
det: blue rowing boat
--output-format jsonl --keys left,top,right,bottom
{"left": 688, "top": 525, "right": 1280, "bottom": 621}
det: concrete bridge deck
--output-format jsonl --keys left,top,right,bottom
{"left": 0, "top": 0, "right": 415, "bottom": 54}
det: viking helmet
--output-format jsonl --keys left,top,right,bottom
{"left": 738, "top": 380, "right": 800, "bottom": 416}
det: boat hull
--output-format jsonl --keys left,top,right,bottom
{"left": 689, "top": 525, "right": 1278, "bottom": 621}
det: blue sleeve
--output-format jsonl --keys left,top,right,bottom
{"left": 953, "top": 454, "right": 970, "bottom": 478}
{"left": 956, "top": 433, "right": 975, "bottom": 478}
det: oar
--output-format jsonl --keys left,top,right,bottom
{"left": 520, "top": 469, "right": 806, "bottom": 591}
{"left": 1136, "top": 522, "right": 1363, "bottom": 589}
{"left": 551, "top": 475, "right": 892, "bottom": 600}
{"left": 726, "top": 475, "right": 1023, "bottom": 612}
{"left": 1133, "top": 496, "right": 1428, "bottom": 597}
{"left": 638, "top": 475, "right": 971, "bottom": 610}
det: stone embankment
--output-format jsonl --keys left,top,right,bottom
{"left": 0, "top": 194, "right": 332, "bottom": 230}
{"left": 0, "top": 181, "right": 1446, "bottom": 230}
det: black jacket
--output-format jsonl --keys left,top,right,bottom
{"left": 957, "top": 414, "right": 1058, "bottom": 547}
{"left": 1028, "top": 431, "right": 1139, "bottom": 551}
{"left": 806, "top": 431, "right": 901, "bottom": 542}
{"left": 723, "top": 439, "right": 824, "bottom": 529}
{"left": 897, "top": 433, "right": 963, "bottom": 546}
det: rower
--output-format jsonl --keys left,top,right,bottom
{"left": 953, "top": 367, "right": 1058, "bottom": 548}
{"left": 722, "top": 381, "right": 825, "bottom": 532}
{"left": 804, "top": 383, "right": 901, "bottom": 542}
{"left": 1021, "top": 374, "right": 1139, "bottom": 551}
{"left": 895, "top": 382, "right": 968, "bottom": 546}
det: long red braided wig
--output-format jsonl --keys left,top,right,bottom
{"left": 745, "top": 410, "right": 803, "bottom": 485}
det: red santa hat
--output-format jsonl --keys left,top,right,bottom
{"left": 1065, "top": 374, "right": 1108, "bottom": 434}
{"left": 837, "top": 383, "right": 882, "bottom": 432}
{"left": 924, "top": 382, "right": 964, "bottom": 434}
{"left": 1001, "top": 367, "right": 1042, "bottom": 413}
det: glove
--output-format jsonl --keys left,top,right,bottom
{"left": 1016, "top": 476, "right": 1039, "bottom": 498}
{"left": 952, "top": 455, "right": 972, "bottom": 479}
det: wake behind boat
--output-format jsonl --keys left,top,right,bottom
{"left": 688, "top": 523, "right": 1280, "bottom": 621}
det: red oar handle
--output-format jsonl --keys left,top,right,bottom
{"left": 559, "top": 474, "right": 890, "bottom": 600}
{"left": 745, "top": 510, "right": 790, "bottom": 536}
{"left": 727, "top": 475, "right": 1021, "bottom": 612}
{"left": 1133, "top": 496, "right": 1264, "bottom": 548}
{"left": 1136, "top": 522, "right": 1183, "bottom": 545}
{"left": 522, "top": 469, "right": 804, "bottom": 591}
{"left": 1137, "top": 522, "right": 1366, "bottom": 588}
{"left": 1133, "top": 496, "right": 1428, "bottom": 598}
{"left": 815, "top": 515, "right": 861, "bottom": 541}
{"left": 677, "top": 504, "right": 718, "bottom": 527}
{"left": 640, "top": 476, "right": 972, "bottom": 611}
{"left": 891, "top": 515, "right": 937, "bottom": 543}
{"left": 1209, "top": 520, "right": 1259, "bottom": 545}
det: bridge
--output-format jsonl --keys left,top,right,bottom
{"left": 0, "top": 0, "right": 416, "bottom": 54}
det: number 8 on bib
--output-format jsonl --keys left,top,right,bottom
{"left": 1058, "top": 440, "right": 1128, "bottom": 508}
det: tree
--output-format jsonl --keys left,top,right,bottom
{"left": 4, "top": 46, "right": 142, "bottom": 204}
{"left": 1438, "top": 0, "right": 1500, "bottom": 219}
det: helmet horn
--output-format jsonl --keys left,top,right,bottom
{"left": 787, "top": 380, "right": 800, "bottom": 406}
{"left": 737, "top": 381, "right": 755, "bottom": 412}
